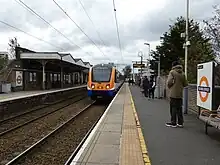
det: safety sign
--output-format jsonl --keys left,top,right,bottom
{"left": 197, "top": 61, "right": 214, "bottom": 110}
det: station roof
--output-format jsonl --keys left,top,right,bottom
{"left": 17, "top": 47, "right": 92, "bottom": 69}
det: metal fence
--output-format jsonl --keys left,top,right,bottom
{"left": 187, "top": 84, "right": 198, "bottom": 113}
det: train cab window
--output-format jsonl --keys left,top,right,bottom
{"left": 92, "top": 67, "right": 112, "bottom": 82}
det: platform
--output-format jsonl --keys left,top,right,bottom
{"left": 70, "top": 83, "right": 148, "bottom": 165}
{"left": 130, "top": 85, "right": 220, "bottom": 165}
{"left": 0, "top": 85, "right": 86, "bottom": 103}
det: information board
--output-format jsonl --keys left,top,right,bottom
{"left": 197, "top": 61, "right": 214, "bottom": 110}
{"left": 133, "top": 63, "right": 145, "bottom": 68}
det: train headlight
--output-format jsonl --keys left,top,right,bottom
{"left": 91, "top": 84, "right": 95, "bottom": 89}
{"left": 106, "top": 84, "right": 110, "bottom": 89}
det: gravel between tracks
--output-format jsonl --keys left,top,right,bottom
{"left": 0, "top": 93, "right": 87, "bottom": 134}
{"left": 13, "top": 104, "right": 107, "bottom": 165}
{"left": 0, "top": 98, "right": 93, "bottom": 165}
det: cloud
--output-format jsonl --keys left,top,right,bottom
{"left": 0, "top": 0, "right": 218, "bottom": 66}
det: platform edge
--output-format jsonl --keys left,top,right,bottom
{"left": 128, "top": 87, "right": 152, "bottom": 165}
{"left": 69, "top": 84, "right": 124, "bottom": 165}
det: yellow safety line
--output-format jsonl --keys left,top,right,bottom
{"left": 128, "top": 87, "right": 152, "bottom": 165}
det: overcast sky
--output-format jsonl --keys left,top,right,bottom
{"left": 0, "top": 0, "right": 219, "bottom": 68}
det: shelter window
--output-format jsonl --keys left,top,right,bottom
{"left": 29, "top": 73, "right": 33, "bottom": 82}
{"left": 54, "top": 74, "right": 57, "bottom": 81}
{"left": 58, "top": 74, "right": 60, "bottom": 81}
{"left": 68, "top": 74, "right": 71, "bottom": 83}
{"left": 50, "top": 73, "right": 53, "bottom": 82}
{"left": 65, "top": 74, "right": 69, "bottom": 83}
{"left": 33, "top": 73, "right": 36, "bottom": 82}
{"left": 29, "top": 72, "right": 37, "bottom": 82}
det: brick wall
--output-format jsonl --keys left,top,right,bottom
{"left": 187, "top": 85, "right": 198, "bottom": 113}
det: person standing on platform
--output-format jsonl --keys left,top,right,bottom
{"left": 166, "top": 61, "right": 188, "bottom": 128}
{"left": 142, "top": 76, "right": 149, "bottom": 98}
{"left": 138, "top": 77, "right": 141, "bottom": 87}
{"left": 149, "top": 76, "right": 155, "bottom": 99}
{"left": 128, "top": 78, "right": 131, "bottom": 86}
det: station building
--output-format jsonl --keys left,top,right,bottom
{"left": 0, "top": 47, "right": 92, "bottom": 92}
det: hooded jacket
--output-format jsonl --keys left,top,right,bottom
{"left": 167, "top": 65, "right": 188, "bottom": 98}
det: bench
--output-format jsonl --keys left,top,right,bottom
{"left": 199, "top": 106, "right": 220, "bottom": 134}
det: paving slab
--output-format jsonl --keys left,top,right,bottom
{"left": 87, "top": 144, "right": 120, "bottom": 164}
{"left": 130, "top": 85, "right": 220, "bottom": 165}
{"left": 96, "top": 132, "right": 121, "bottom": 145}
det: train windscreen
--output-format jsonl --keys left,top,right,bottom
{"left": 92, "top": 66, "right": 112, "bottom": 82}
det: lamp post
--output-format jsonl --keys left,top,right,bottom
{"left": 144, "top": 42, "right": 150, "bottom": 66}
{"left": 138, "top": 51, "right": 143, "bottom": 78}
{"left": 157, "top": 55, "right": 161, "bottom": 98}
{"left": 181, "top": 0, "right": 190, "bottom": 114}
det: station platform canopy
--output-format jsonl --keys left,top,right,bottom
{"left": 16, "top": 47, "right": 92, "bottom": 69}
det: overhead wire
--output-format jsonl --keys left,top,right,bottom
{"left": 0, "top": 20, "right": 64, "bottom": 51}
{"left": 52, "top": 0, "right": 111, "bottom": 61}
{"left": 112, "top": 0, "right": 124, "bottom": 64}
{"left": 78, "top": 0, "right": 106, "bottom": 48}
{"left": 14, "top": 0, "right": 95, "bottom": 59}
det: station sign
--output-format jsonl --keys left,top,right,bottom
{"left": 133, "top": 63, "right": 145, "bottom": 68}
{"left": 132, "top": 61, "right": 147, "bottom": 63}
{"left": 16, "top": 71, "right": 23, "bottom": 87}
{"left": 197, "top": 61, "right": 215, "bottom": 110}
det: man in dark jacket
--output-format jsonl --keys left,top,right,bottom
{"left": 166, "top": 61, "right": 188, "bottom": 128}
{"left": 149, "top": 76, "right": 155, "bottom": 99}
{"left": 142, "top": 76, "right": 149, "bottom": 97}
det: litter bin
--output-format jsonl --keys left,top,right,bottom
{"left": 2, "top": 83, "right": 11, "bottom": 93}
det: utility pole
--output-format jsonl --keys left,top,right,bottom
{"left": 140, "top": 55, "right": 143, "bottom": 77}
{"left": 182, "top": 0, "right": 190, "bottom": 114}
{"left": 185, "top": 0, "right": 189, "bottom": 78}
{"left": 157, "top": 55, "right": 161, "bottom": 98}
{"left": 144, "top": 42, "right": 150, "bottom": 68}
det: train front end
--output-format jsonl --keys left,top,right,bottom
{"left": 87, "top": 64, "right": 116, "bottom": 100}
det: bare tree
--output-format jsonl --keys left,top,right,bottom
{"left": 203, "top": 5, "right": 220, "bottom": 58}
{"left": 7, "top": 37, "right": 20, "bottom": 59}
{"left": 123, "top": 65, "right": 132, "bottom": 78}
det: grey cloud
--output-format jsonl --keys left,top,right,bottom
{"left": 0, "top": 0, "right": 74, "bottom": 32}
{"left": 0, "top": 0, "right": 219, "bottom": 65}
{"left": 0, "top": 1, "right": 46, "bottom": 32}
{"left": 118, "top": 0, "right": 220, "bottom": 49}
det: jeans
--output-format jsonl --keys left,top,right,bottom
{"left": 149, "top": 88, "right": 155, "bottom": 99}
{"left": 143, "top": 88, "right": 149, "bottom": 97}
{"left": 170, "top": 98, "right": 183, "bottom": 125}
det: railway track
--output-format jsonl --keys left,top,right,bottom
{"left": 0, "top": 96, "right": 93, "bottom": 164}
{"left": 0, "top": 92, "right": 87, "bottom": 136}
{"left": 0, "top": 90, "right": 86, "bottom": 122}
{"left": 4, "top": 102, "right": 107, "bottom": 165}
